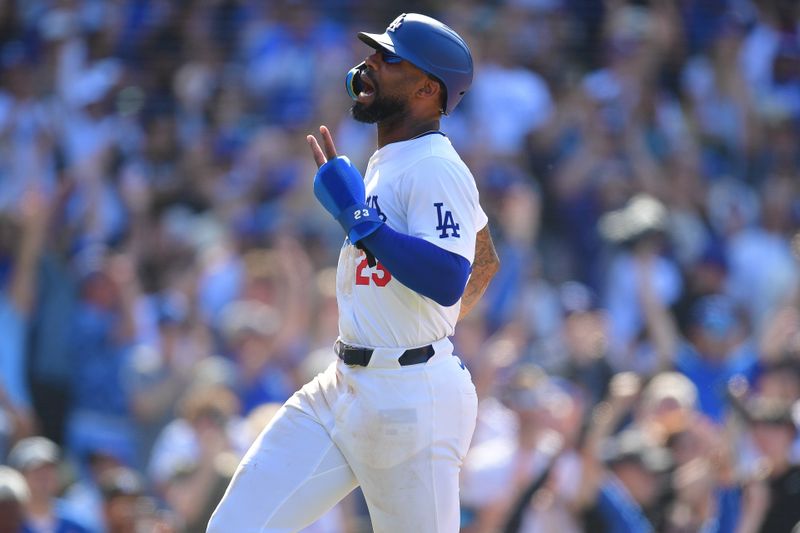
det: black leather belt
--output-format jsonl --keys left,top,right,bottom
{"left": 335, "top": 340, "right": 435, "bottom": 367}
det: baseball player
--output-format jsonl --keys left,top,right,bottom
{"left": 208, "top": 13, "right": 499, "bottom": 533}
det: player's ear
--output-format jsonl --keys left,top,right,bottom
{"left": 416, "top": 77, "right": 442, "bottom": 105}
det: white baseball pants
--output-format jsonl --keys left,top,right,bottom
{"left": 207, "top": 340, "right": 477, "bottom": 533}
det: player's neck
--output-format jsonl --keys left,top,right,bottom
{"left": 376, "top": 116, "right": 440, "bottom": 148}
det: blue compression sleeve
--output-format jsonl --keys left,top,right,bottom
{"left": 361, "top": 224, "right": 471, "bottom": 306}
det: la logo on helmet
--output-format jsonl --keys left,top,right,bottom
{"left": 387, "top": 14, "right": 406, "bottom": 33}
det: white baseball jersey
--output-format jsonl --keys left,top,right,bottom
{"left": 209, "top": 135, "right": 482, "bottom": 533}
{"left": 336, "top": 132, "right": 488, "bottom": 348}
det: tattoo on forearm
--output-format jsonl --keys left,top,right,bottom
{"left": 459, "top": 225, "right": 499, "bottom": 319}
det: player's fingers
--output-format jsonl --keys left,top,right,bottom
{"left": 306, "top": 134, "right": 327, "bottom": 168}
{"left": 319, "top": 125, "right": 338, "bottom": 160}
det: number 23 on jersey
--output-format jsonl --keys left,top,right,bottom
{"left": 355, "top": 254, "right": 391, "bottom": 287}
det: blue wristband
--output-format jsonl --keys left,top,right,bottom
{"left": 336, "top": 204, "right": 383, "bottom": 244}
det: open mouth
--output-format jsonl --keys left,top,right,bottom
{"left": 358, "top": 72, "right": 376, "bottom": 102}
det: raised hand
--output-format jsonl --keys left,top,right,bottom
{"left": 306, "top": 125, "right": 338, "bottom": 169}
{"left": 305, "top": 125, "right": 383, "bottom": 246}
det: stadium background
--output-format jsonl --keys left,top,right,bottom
{"left": 0, "top": 0, "right": 799, "bottom": 531}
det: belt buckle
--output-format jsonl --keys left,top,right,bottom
{"left": 336, "top": 341, "right": 371, "bottom": 367}
{"left": 335, "top": 341, "right": 353, "bottom": 364}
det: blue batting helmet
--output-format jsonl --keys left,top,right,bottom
{"left": 357, "top": 13, "right": 473, "bottom": 115}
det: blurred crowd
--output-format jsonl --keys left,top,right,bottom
{"left": 0, "top": 0, "right": 799, "bottom": 532}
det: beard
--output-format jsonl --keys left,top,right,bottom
{"left": 351, "top": 91, "right": 408, "bottom": 124}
